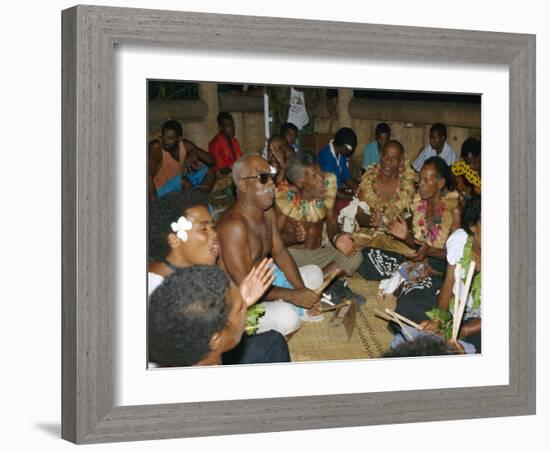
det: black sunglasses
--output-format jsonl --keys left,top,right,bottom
{"left": 240, "top": 172, "right": 276, "bottom": 184}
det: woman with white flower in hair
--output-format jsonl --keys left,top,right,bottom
{"left": 148, "top": 191, "right": 287, "bottom": 365}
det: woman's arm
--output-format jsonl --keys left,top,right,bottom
{"left": 459, "top": 318, "right": 481, "bottom": 338}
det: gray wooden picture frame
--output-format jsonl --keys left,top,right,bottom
{"left": 61, "top": 5, "right": 536, "bottom": 444}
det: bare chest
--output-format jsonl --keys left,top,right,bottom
{"left": 375, "top": 177, "right": 399, "bottom": 202}
{"left": 246, "top": 217, "right": 272, "bottom": 262}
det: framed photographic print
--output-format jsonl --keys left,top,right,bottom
{"left": 144, "top": 79, "right": 482, "bottom": 368}
{"left": 62, "top": 4, "right": 535, "bottom": 444}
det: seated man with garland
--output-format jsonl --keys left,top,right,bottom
{"left": 355, "top": 140, "right": 416, "bottom": 234}
{"left": 357, "top": 156, "right": 461, "bottom": 324}
{"left": 275, "top": 151, "right": 366, "bottom": 305}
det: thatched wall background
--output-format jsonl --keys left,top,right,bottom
{"left": 147, "top": 83, "right": 481, "bottom": 176}
{"left": 148, "top": 93, "right": 265, "bottom": 153}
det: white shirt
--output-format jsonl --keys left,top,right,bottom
{"left": 328, "top": 140, "right": 341, "bottom": 164}
{"left": 328, "top": 139, "right": 350, "bottom": 168}
{"left": 413, "top": 141, "right": 458, "bottom": 171}
{"left": 148, "top": 272, "right": 164, "bottom": 296}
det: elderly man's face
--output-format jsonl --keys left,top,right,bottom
{"left": 419, "top": 163, "right": 444, "bottom": 200}
{"left": 241, "top": 157, "right": 275, "bottom": 210}
{"left": 379, "top": 143, "right": 402, "bottom": 177}
{"left": 302, "top": 164, "right": 326, "bottom": 199}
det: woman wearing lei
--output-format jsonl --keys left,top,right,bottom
{"left": 451, "top": 137, "right": 481, "bottom": 202}
{"left": 356, "top": 140, "right": 416, "bottom": 229}
{"left": 357, "top": 156, "right": 461, "bottom": 324}
{"left": 420, "top": 195, "right": 482, "bottom": 353}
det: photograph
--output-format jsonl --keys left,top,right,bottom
{"left": 146, "top": 80, "right": 483, "bottom": 367}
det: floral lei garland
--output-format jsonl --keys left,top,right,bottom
{"left": 357, "top": 161, "right": 416, "bottom": 223}
{"left": 275, "top": 173, "right": 337, "bottom": 223}
{"left": 411, "top": 190, "right": 459, "bottom": 249}
{"left": 451, "top": 159, "right": 481, "bottom": 188}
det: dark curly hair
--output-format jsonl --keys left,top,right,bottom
{"left": 280, "top": 122, "right": 298, "bottom": 137}
{"left": 161, "top": 119, "right": 183, "bottom": 137}
{"left": 375, "top": 122, "right": 391, "bottom": 136}
{"left": 217, "top": 111, "right": 233, "bottom": 126}
{"left": 383, "top": 335, "right": 460, "bottom": 357}
{"left": 148, "top": 191, "right": 208, "bottom": 262}
{"left": 461, "top": 138, "right": 481, "bottom": 159}
{"left": 461, "top": 194, "right": 481, "bottom": 234}
{"left": 333, "top": 127, "right": 358, "bottom": 150}
{"left": 423, "top": 156, "right": 453, "bottom": 191}
{"left": 430, "top": 122, "right": 447, "bottom": 138}
{"left": 148, "top": 265, "right": 231, "bottom": 367}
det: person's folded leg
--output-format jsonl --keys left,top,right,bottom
{"left": 258, "top": 264, "right": 325, "bottom": 334}
{"left": 331, "top": 246, "right": 364, "bottom": 276}
{"left": 222, "top": 330, "right": 290, "bottom": 364}
{"left": 256, "top": 300, "right": 302, "bottom": 336}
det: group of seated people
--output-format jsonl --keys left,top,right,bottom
{"left": 148, "top": 113, "right": 483, "bottom": 367}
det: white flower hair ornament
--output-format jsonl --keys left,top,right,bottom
{"left": 171, "top": 215, "right": 193, "bottom": 242}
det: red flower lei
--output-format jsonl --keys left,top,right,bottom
{"left": 414, "top": 200, "right": 446, "bottom": 244}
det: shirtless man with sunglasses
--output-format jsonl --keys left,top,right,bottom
{"left": 216, "top": 155, "right": 321, "bottom": 336}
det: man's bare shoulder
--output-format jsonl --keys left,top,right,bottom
{"left": 149, "top": 138, "right": 162, "bottom": 149}
{"left": 181, "top": 138, "right": 198, "bottom": 150}
{"left": 216, "top": 208, "right": 249, "bottom": 234}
